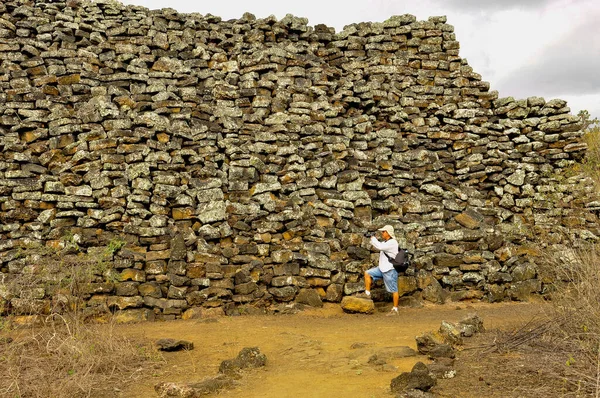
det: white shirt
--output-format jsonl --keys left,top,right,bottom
{"left": 370, "top": 236, "right": 399, "bottom": 273}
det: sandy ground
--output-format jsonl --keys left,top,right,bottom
{"left": 115, "top": 300, "right": 547, "bottom": 398}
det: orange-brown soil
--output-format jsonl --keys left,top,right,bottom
{"left": 116, "top": 301, "right": 545, "bottom": 398}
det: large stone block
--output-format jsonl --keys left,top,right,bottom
{"left": 341, "top": 297, "right": 374, "bottom": 314}
{"left": 433, "top": 253, "right": 462, "bottom": 267}
{"left": 343, "top": 282, "right": 364, "bottom": 295}
{"left": 508, "top": 279, "right": 542, "bottom": 301}
{"left": 398, "top": 276, "right": 418, "bottom": 297}
{"left": 422, "top": 278, "right": 446, "bottom": 304}
{"left": 197, "top": 201, "right": 226, "bottom": 223}
{"left": 486, "top": 284, "right": 506, "bottom": 302}
{"left": 114, "top": 309, "right": 154, "bottom": 323}
{"left": 511, "top": 263, "right": 537, "bottom": 282}
{"left": 268, "top": 286, "right": 297, "bottom": 302}
{"left": 138, "top": 282, "right": 162, "bottom": 298}
{"left": 454, "top": 208, "right": 484, "bottom": 229}
{"left": 295, "top": 288, "right": 323, "bottom": 308}
{"left": 325, "top": 284, "right": 344, "bottom": 302}
{"left": 390, "top": 362, "right": 437, "bottom": 393}
{"left": 120, "top": 269, "right": 146, "bottom": 282}
{"left": 107, "top": 296, "right": 144, "bottom": 310}
{"left": 307, "top": 251, "right": 338, "bottom": 271}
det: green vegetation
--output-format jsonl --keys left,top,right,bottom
{"left": 578, "top": 110, "right": 599, "bottom": 132}
{"left": 579, "top": 110, "right": 600, "bottom": 192}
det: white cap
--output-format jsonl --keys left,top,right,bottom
{"left": 377, "top": 225, "right": 395, "bottom": 239}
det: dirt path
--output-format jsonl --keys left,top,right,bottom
{"left": 118, "top": 301, "right": 546, "bottom": 398}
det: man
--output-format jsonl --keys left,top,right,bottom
{"left": 364, "top": 225, "right": 400, "bottom": 316}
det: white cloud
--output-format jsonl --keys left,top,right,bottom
{"left": 497, "top": 11, "right": 600, "bottom": 97}
{"left": 560, "top": 93, "right": 600, "bottom": 120}
{"left": 441, "top": 0, "right": 561, "bottom": 12}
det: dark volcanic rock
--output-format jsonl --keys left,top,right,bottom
{"left": 415, "top": 333, "right": 456, "bottom": 359}
{"left": 296, "top": 288, "right": 324, "bottom": 308}
{"left": 155, "top": 375, "right": 235, "bottom": 397}
{"left": 156, "top": 338, "right": 194, "bottom": 352}
{"left": 219, "top": 347, "right": 267, "bottom": 376}
{"left": 390, "top": 361, "right": 437, "bottom": 393}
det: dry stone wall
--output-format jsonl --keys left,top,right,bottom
{"left": 0, "top": 0, "right": 597, "bottom": 320}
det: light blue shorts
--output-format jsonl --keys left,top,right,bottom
{"left": 366, "top": 267, "right": 398, "bottom": 293}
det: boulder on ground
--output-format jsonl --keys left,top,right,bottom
{"left": 154, "top": 381, "right": 196, "bottom": 398}
{"left": 428, "top": 357, "right": 456, "bottom": 379}
{"left": 439, "top": 320, "right": 463, "bottom": 345}
{"left": 156, "top": 338, "right": 194, "bottom": 351}
{"left": 415, "top": 333, "right": 455, "bottom": 359}
{"left": 437, "top": 313, "right": 484, "bottom": 345}
{"left": 395, "top": 389, "right": 436, "bottom": 397}
{"left": 155, "top": 347, "right": 265, "bottom": 396}
{"left": 390, "top": 361, "right": 437, "bottom": 393}
{"left": 155, "top": 375, "right": 235, "bottom": 397}
{"left": 341, "top": 296, "right": 375, "bottom": 314}
{"left": 458, "top": 313, "right": 484, "bottom": 336}
{"left": 368, "top": 354, "right": 387, "bottom": 366}
{"left": 219, "top": 347, "right": 267, "bottom": 376}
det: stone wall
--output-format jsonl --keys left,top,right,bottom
{"left": 0, "top": 0, "right": 597, "bottom": 320}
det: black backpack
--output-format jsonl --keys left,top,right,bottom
{"left": 385, "top": 248, "right": 413, "bottom": 273}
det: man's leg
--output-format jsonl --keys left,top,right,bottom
{"left": 364, "top": 271, "right": 372, "bottom": 297}
{"left": 365, "top": 268, "right": 383, "bottom": 298}
{"left": 383, "top": 271, "right": 399, "bottom": 315}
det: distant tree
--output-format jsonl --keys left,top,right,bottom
{"left": 578, "top": 109, "right": 599, "bottom": 132}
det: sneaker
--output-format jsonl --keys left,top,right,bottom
{"left": 386, "top": 309, "right": 399, "bottom": 317}
{"left": 357, "top": 292, "right": 372, "bottom": 300}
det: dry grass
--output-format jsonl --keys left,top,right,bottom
{"left": 435, "top": 244, "right": 600, "bottom": 397}
{"left": 581, "top": 128, "right": 600, "bottom": 191}
{"left": 473, "top": 318, "right": 594, "bottom": 397}
{"left": 480, "top": 244, "right": 600, "bottom": 397}
{"left": 537, "top": 244, "right": 600, "bottom": 397}
{"left": 0, "top": 315, "right": 162, "bottom": 398}
{"left": 0, "top": 242, "right": 163, "bottom": 398}
{"left": 436, "top": 326, "right": 573, "bottom": 398}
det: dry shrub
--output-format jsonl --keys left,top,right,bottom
{"left": 0, "top": 242, "right": 163, "bottom": 397}
{"left": 0, "top": 315, "right": 161, "bottom": 398}
{"left": 445, "top": 325, "right": 569, "bottom": 398}
{"left": 582, "top": 129, "right": 600, "bottom": 192}
{"left": 535, "top": 244, "right": 600, "bottom": 397}
{"left": 465, "top": 244, "right": 600, "bottom": 397}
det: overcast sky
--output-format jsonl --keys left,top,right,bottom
{"left": 119, "top": 0, "right": 600, "bottom": 121}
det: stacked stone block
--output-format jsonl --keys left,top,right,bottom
{"left": 0, "top": 0, "right": 595, "bottom": 319}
